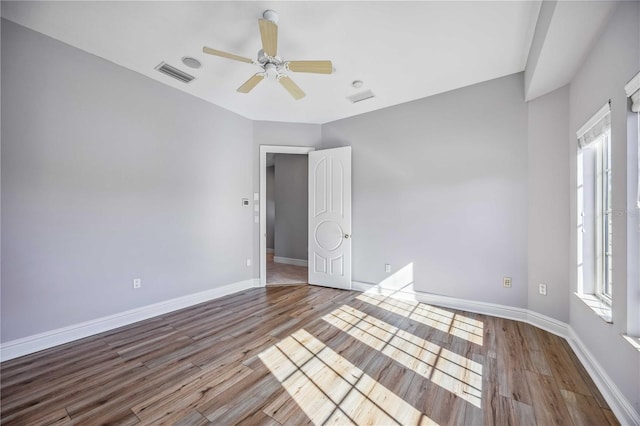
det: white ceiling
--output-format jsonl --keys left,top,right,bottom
{"left": 2, "top": 1, "right": 543, "bottom": 124}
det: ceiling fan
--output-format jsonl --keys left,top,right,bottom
{"left": 202, "top": 10, "right": 333, "bottom": 100}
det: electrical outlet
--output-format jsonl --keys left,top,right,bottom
{"left": 539, "top": 283, "right": 547, "bottom": 296}
{"left": 385, "top": 264, "right": 391, "bottom": 273}
{"left": 133, "top": 278, "right": 141, "bottom": 289}
{"left": 503, "top": 277, "right": 512, "bottom": 288}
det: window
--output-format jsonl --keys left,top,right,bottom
{"left": 577, "top": 102, "right": 613, "bottom": 314}
{"left": 596, "top": 128, "right": 613, "bottom": 301}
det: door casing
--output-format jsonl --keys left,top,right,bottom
{"left": 259, "top": 145, "right": 315, "bottom": 287}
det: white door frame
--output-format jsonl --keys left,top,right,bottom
{"left": 259, "top": 145, "right": 315, "bottom": 287}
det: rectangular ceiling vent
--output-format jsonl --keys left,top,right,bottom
{"left": 347, "top": 90, "right": 375, "bottom": 104}
{"left": 155, "top": 62, "right": 195, "bottom": 84}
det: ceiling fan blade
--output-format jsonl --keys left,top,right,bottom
{"left": 202, "top": 46, "right": 253, "bottom": 64}
{"left": 237, "top": 74, "right": 265, "bottom": 93}
{"left": 287, "top": 60, "right": 333, "bottom": 74}
{"left": 259, "top": 19, "right": 278, "bottom": 57}
{"left": 279, "top": 76, "right": 306, "bottom": 100}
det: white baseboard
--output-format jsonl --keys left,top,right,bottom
{"left": 352, "top": 280, "right": 638, "bottom": 425}
{"left": 567, "top": 328, "right": 640, "bottom": 426}
{"left": 351, "top": 281, "right": 372, "bottom": 292}
{"left": 527, "top": 309, "right": 570, "bottom": 339}
{"left": 352, "top": 281, "right": 529, "bottom": 322}
{"left": 0, "top": 278, "right": 260, "bottom": 362}
{"left": 274, "top": 256, "right": 308, "bottom": 267}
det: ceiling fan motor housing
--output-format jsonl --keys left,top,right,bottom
{"left": 257, "top": 49, "right": 282, "bottom": 64}
{"left": 262, "top": 10, "right": 279, "bottom": 24}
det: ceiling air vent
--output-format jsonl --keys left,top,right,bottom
{"left": 347, "top": 90, "right": 375, "bottom": 104}
{"left": 155, "top": 62, "right": 195, "bottom": 84}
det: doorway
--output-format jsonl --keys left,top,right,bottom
{"left": 260, "top": 145, "right": 315, "bottom": 286}
{"left": 266, "top": 153, "right": 309, "bottom": 285}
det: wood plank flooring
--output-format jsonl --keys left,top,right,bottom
{"left": 0, "top": 285, "right": 618, "bottom": 425}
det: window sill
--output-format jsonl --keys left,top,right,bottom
{"left": 574, "top": 292, "right": 612, "bottom": 323}
{"left": 622, "top": 335, "right": 640, "bottom": 352}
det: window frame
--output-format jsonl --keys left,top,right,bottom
{"left": 576, "top": 102, "right": 613, "bottom": 319}
{"left": 595, "top": 130, "right": 613, "bottom": 304}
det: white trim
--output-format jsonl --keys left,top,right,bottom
{"left": 574, "top": 292, "right": 613, "bottom": 323}
{"left": 259, "top": 145, "right": 314, "bottom": 288}
{"left": 624, "top": 71, "right": 640, "bottom": 98}
{"left": 568, "top": 329, "right": 640, "bottom": 426}
{"left": 0, "top": 279, "right": 259, "bottom": 362}
{"left": 352, "top": 281, "right": 529, "bottom": 323}
{"left": 274, "top": 256, "right": 308, "bottom": 267}
{"left": 626, "top": 71, "right": 640, "bottom": 112}
{"left": 527, "top": 310, "right": 570, "bottom": 339}
{"left": 630, "top": 92, "right": 640, "bottom": 113}
{"left": 622, "top": 334, "right": 640, "bottom": 351}
{"left": 351, "top": 280, "right": 639, "bottom": 424}
{"left": 351, "top": 281, "right": 373, "bottom": 292}
{"left": 576, "top": 101, "right": 611, "bottom": 140}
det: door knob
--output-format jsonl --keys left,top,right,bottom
{"left": 344, "top": 234, "right": 351, "bottom": 239}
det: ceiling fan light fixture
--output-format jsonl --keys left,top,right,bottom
{"left": 265, "top": 63, "right": 279, "bottom": 80}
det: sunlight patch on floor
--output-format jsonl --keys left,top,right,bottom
{"left": 323, "top": 305, "right": 482, "bottom": 408}
{"left": 259, "top": 329, "right": 438, "bottom": 425}
{"left": 356, "top": 292, "right": 484, "bottom": 345}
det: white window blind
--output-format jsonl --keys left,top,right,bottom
{"left": 576, "top": 102, "right": 611, "bottom": 149}
{"left": 625, "top": 71, "right": 640, "bottom": 113}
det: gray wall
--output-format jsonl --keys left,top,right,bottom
{"left": 568, "top": 1, "right": 640, "bottom": 413}
{"left": 266, "top": 166, "right": 275, "bottom": 250}
{"left": 0, "top": 17, "right": 3, "bottom": 330}
{"left": 1, "top": 20, "right": 254, "bottom": 342}
{"left": 322, "top": 73, "right": 528, "bottom": 308}
{"left": 527, "top": 85, "right": 570, "bottom": 322}
{"left": 274, "top": 154, "right": 308, "bottom": 261}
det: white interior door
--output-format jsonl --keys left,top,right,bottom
{"left": 308, "top": 146, "right": 352, "bottom": 289}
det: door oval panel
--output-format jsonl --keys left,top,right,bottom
{"left": 314, "top": 220, "right": 343, "bottom": 251}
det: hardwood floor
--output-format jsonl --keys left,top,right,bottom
{"left": 0, "top": 285, "right": 618, "bottom": 425}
